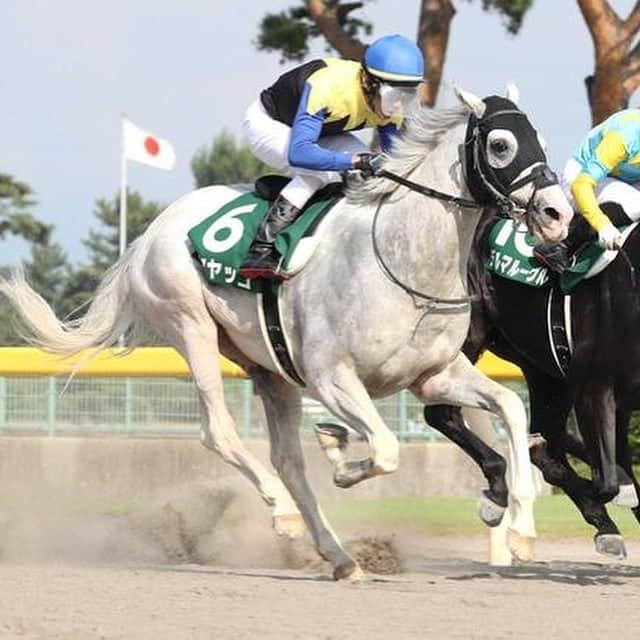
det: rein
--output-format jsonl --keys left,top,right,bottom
{"left": 371, "top": 194, "right": 475, "bottom": 309}
{"left": 376, "top": 169, "right": 482, "bottom": 211}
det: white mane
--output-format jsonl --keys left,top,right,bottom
{"left": 347, "top": 105, "right": 468, "bottom": 204}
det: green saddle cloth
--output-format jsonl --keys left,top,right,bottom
{"left": 188, "top": 188, "right": 339, "bottom": 293}
{"left": 486, "top": 218, "right": 628, "bottom": 293}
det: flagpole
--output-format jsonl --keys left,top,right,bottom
{"left": 118, "top": 114, "right": 128, "bottom": 348}
{"left": 119, "top": 113, "right": 128, "bottom": 259}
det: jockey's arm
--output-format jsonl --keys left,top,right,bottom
{"left": 288, "top": 84, "right": 354, "bottom": 172}
{"left": 571, "top": 130, "right": 628, "bottom": 232}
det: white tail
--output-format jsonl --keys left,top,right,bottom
{"left": 0, "top": 249, "right": 143, "bottom": 359}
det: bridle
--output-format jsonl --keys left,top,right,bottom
{"left": 465, "top": 109, "right": 558, "bottom": 220}
{"left": 377, "top": 109, "right": 558, "bottom": 217}
{"left": 371, "top": 107, "right": 558, "bottom": 308}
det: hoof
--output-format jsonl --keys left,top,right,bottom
{"left": 507, "top": 529, "right": 535, "bottom": 563}
{"left": 478, "top": 493, "right": 507, "bottom": 528}
{"left": 334, "top": 459, "right": 374, "bottom": 489}
{"left": 612, "top": 484, "right": 639, "bottom": 509}
{"left": 315, "top": 423, "right": 349, "bottom": 452}
{"left": 595, "top": 534, "right": 627, "bottom": 560}
{"left": 273, "top": 513, "right": 305, "bottom": 539}
{"left": 333, "top": 560, "right": 365, "bottom": 582}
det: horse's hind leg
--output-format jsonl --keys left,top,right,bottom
{"left": 561, "top": 428, "right": 635, "bottom": 508}
{"left": 252, "top": 368, "right": 362, "bottom": 580}
{"left": 309, "top": 364, "right": 400, "bottom": 488}
{"left": 411, "top": 352, "right": 536, "bottom": 562}
{"left": 523, "top": 367, "right": 625, "bottom": 558}
{"left": 574, "top": 381, "right": 618, "bottom": 503}
{"left": 161, "top": 313, "right": 300, "bottom": 535}
{"left": 613, "top": 407, "right": 640, "bottom": 511}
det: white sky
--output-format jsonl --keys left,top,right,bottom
{"left": 2, "top": 0, "right": 636, "bottom": 264}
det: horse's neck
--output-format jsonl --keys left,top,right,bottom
{"left": 377, "top": 127, "right": 478, "bottom": 296}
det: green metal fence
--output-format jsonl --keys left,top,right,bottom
{"left": 0, "top": 376, "right": 528, "bottom": 440}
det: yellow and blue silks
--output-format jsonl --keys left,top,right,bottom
{"left": 572, "top": 109, "right": 640, "bottom": 231}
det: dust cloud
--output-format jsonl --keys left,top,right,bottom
{"left": 0, "top": 479, "right": 402, "bottom": 574}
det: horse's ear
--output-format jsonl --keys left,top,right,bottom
{"left": 454, "top": 85, "right": 486, "bottom": 118}
{"left": 505, "top": 83, "right": 520, "bottom": 105}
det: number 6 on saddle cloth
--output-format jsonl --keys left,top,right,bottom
{"left": 188, "top": 175, "right": 342, "bottom": 292}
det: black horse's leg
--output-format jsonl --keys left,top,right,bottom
{"left": 563, "top": 427, "right": 633, "bottom": 495}
{"left": 574, "top": 380, "right": 619, "bottom": 503}
{"left": 424, "top": 404, "right": 508, "bottom": 516}
{"left": 531, "top": 442, "right": 624, "bottom": 557}
{"left": 523, "top": 366, "right": 623, "bottom": 556}
{"left": 562, "top": 431, "right": 591, "bottom": 462}
{"left": 424, "top": 315, "right": 508, "bottom": 524}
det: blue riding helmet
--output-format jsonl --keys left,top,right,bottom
{"left": 364, "top": 34, "right": 424, "bottom": 86}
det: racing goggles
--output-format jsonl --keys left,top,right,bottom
{"left": 379, "top": 83, "right": 418, "bottom": 116}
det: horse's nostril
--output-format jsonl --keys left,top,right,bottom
{"left": 544, "top": 207, "right": 560, "bottom": 221}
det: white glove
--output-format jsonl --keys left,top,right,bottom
{"left": 597, "top": 223, "right": 623, "bottom": 251}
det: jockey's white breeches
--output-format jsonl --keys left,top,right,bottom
{"left": 562, "top": 157, "right": 640, "bottom": 222}
{"left": 242, "top": 100, "right": 368, "bottom": 209}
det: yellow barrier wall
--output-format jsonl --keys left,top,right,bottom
{"left": 0, "top": 347, "right": 245, "bottom": 378}
{"left": 475, "top": 351, "right": 523, "bottom": 381}
{"left": 0, "top": 347, "right": 522, "bottom": 380}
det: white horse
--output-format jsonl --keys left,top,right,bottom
{"left": 1, "top": 87, "right": 572, "bottom": 580}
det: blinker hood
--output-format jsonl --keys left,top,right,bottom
{"left": 463, "top": 96, "right": 547, "bottom": 205}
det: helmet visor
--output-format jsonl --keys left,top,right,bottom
{"left": 379, "top": 83, "right": 418, "bottom": 117}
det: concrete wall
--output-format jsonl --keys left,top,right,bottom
{"left": 0, "top": 435, "right": 546, "bottom": 501}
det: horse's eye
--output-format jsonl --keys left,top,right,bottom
{"left": 486, "top": 129, "right": 518, "bottom": 169}
{"left": 490, "top": 139, "right": 509, "bottom": 154}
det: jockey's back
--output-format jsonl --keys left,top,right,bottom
{"left": 260, "top": 58, "right": 402, "bottom": 137}
{"left": 574, "top": 108, "right": 640, "bottom": 184}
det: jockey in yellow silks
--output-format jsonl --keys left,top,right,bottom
{"left": 534, "top": 109, "right": 640, "bottom": 272}
{"left": 239, "top": 34, "right": 424, "bottom": 280}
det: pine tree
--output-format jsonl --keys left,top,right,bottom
{"left": 0, "top": 173, "right": 50, "bottom": 243}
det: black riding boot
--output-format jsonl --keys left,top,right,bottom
{"left": 238, "top": 195, "right": 301, "bottom": 280}
{"left": 533, "top": 215, "right": 597, "bottom": 274}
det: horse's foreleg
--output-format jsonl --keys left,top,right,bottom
{"left": 251, "top": 368, "right": 307, "bottom": 538}
{"left": 411, "top": 352, "right": 536, "bottom": 562}
{"left": 309, "top": 364, "right": 399, "bottom": 488}
{"left": 252, "top": 369, "right": 361, "bottom": 580}
{"left": 425, "top": 404, "right": 508, "bottom": 525}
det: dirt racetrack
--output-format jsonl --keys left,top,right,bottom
{"left": 2, "top": 481, "right": 640, "bottom": 639}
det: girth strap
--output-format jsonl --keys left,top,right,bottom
{"left": 261, "top": 284, "right": 305, "bottom": 386}
{"left": 546, "top": 287, "right": 572, "bottom": 377}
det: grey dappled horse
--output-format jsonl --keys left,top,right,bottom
{"left": 0, "top": 86, "right": 572, "bottom": 580}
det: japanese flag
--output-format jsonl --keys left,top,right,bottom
{"left": 123, "top": 117, "right": 176, "bottom": 170}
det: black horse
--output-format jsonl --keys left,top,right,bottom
{"left": 425, "top": 205, "right": 640, "bottom": 559}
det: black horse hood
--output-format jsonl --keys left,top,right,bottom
{"left": 464, "top": 96, "right": 546, "bottom": 204}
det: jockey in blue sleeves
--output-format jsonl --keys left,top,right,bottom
{"left": 239, "top": 34, "right": 425, "bottom": 280}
